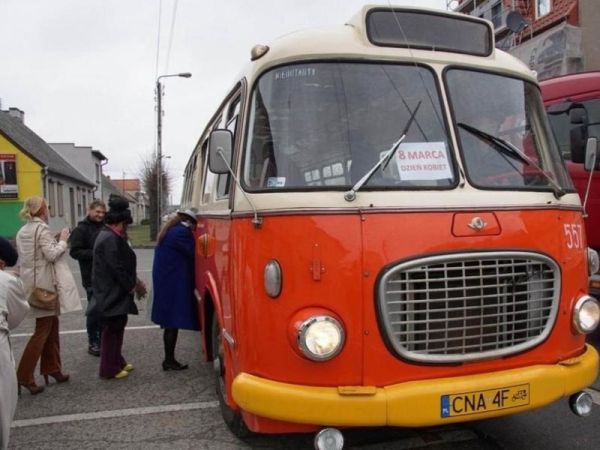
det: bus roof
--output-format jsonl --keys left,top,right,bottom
{"left": 238, "top": 5, "right": 536, "bottom": 85}
{"left": 539, "top": 71, "right": 600, "bottom": 104}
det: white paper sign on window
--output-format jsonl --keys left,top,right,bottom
{"left": 395, "top": 142, "right": 452, "bottom": 181}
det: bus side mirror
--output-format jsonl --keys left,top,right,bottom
{"left": 571, "top": 125, "right": 588, "bottom": 163}
{"left": 584, "top": 137, "right": 599, "bottom": 171}
{"left": 570, "top": 107, "right": 589, "bottom": 164}
{"left": 570, "top": 107, "right": 588, "bottom": 125}
{"left": 208, "top": 129, "right": 233, "bottom": 174}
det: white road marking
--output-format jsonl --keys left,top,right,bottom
{"left": 11, "top": 401, "right": 219, "bottom": 428}
{"left": 585, "top": 388, "right": 600, "bottom": 405}
{"left": 11, "top": 325, "right": 159, "bottom": 338}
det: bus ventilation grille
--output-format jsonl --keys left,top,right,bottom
{"left": 378, "top": 251, "right": 560, "bottom": 363}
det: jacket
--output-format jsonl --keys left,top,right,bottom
{"left": 151, "top": 222, "right": 199, "bottom": 330}
{"left": 15, "top": 218, "right": 82, "bottom": 318}
{"left": 90, "top": 226, "right": 138, "bottom": 318}
{"left": 0, "top": 270, "right": 29, "bottom": 334}
{"left": 0, "top": 271, "right": 28, "bottom": 450}
{"left": 69, "top": 216, "right": 104, "bottom": 288}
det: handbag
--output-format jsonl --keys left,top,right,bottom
{"left": 29, "top": 225, "right": 58, "bottom": 311}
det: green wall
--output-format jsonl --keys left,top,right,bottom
{"left": 0, "top": 202, "right": 23, "bottom": 238}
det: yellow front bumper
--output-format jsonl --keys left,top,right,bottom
{"left": 232, "top": 345, "right": 599, "bottom": 427}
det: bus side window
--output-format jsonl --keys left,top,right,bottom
{"left": 216, "top": 95, "right": 241, "bottom": 199}
{"left": 201, "top": 140, "right": 216, "bottom": 204}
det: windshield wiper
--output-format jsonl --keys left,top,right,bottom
{"left": 457, "top": 122, "right": 565, "bottom": 199}
{"left": 344, "top": 101, "right": 422, "bottom": 202}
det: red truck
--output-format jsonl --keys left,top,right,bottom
{"left": 541, "top": 72, "right": 600, "bottom": 295}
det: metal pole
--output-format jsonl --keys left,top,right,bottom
{"left": 156, "top": 79, "right": 163, "bottom": 236}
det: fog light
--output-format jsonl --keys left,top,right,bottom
{"left": 298, "top": 316, "right": 345, "bottom": 361}
{"left": 573, "top": 296, "right": 600, "bottom": 334}
{"left": 569, "top": 391, "right": 593, "bottom": 417}
{"left": 314, "top": 428, "right": 344, "bottom": 450}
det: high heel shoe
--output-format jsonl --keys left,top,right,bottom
{"left": 18, "top": 383, "right": 44, "bottom": 396}
{"left": 43, "top": 372, "right": 70, "bottom": 385}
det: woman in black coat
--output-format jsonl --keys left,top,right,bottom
{"left": 91, "top": 196, "right": 146, "bottom": 379}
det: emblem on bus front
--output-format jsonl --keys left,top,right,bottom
{"left": 468, "top": 217, "right": 487, "bottom": 231}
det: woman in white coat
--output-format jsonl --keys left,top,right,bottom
{"left": 0, "top": 237, "right": 29, "bottom": 450}
{"left": 15, "top": 197, "right": 81, "bottom": 395}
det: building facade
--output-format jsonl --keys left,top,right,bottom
{"left": 454, "top": 0, "right": 600, "bottom": 80}
{"left": 0, "top": 108, "right": 96, "bottom": 236}
{"left": 109, "top": 178, "right": 149, "bottom": 225}
{"left": 50, "top": 143, "right": 108, "bottom": 200}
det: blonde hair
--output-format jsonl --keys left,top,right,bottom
{"left": 19, "top": 196, "right": 46, "bottom": 221}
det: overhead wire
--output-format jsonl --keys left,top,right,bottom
{"left": 154, "top": 0, "right": 163, "bottom": 80}
{"left": 386, "top": 0, "right": 463, "bottom": 185}
{"left": 164, "top": 0, "right": 180, "bottom": 74}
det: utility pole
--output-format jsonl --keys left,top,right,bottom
{"left": 154, "top": 72, "right": 191, "bottom": 240}
{"left": 156, "top": 79, "right": 163, "bottom": 237}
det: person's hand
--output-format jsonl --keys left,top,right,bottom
{"left": 134, "top": 279, "right": 147, "bottom": 299}
{"left": 59, "top": 227, "right": 70, "bottom": 242}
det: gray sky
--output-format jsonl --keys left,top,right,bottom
{"left": 0, "top": 0, "right": 448, "bottom": 202}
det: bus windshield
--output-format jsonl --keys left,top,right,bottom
{"left": 446, "top": 69, "right": 574, "bottom": 192}
{"left": 243, "top": 62, "right": 454, "bottom": 191}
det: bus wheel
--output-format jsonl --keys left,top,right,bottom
{"left": 211, "top": 316, "right": 251, "bottom": 439}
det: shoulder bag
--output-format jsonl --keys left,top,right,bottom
{"left": 29, "top": 225, "right": 58, "bottom": 311}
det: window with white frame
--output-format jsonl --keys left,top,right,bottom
{"left": 48, "top": 180, "right": 56, "bottom": 217}
{"left": 536, "top": 0, "right": 551, "bottom": 18}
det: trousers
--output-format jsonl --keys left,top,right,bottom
{"left": 17, "top": 316, "right": 61, "bottom": 385}
{"left": 85, "top": 288, "right": 102, "bottom": 347}
{"left": 99, "top": 315, "right": 128, "bottom": 378}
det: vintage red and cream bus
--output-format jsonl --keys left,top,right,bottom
{"left": 180, "top": 5, "right": 600, "bottom": 445}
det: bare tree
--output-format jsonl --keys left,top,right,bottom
{"left": 140, "top": 151, "right": 171, "bottom": 241}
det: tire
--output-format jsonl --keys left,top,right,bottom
{"left": 211, "top": 315, "right": 251, "bottom": 439}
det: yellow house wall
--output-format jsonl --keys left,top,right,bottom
{"left": 0, "top": 133, "right": 43, "bottom": 236}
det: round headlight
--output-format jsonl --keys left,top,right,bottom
{"left": 264, "top": 260, "right": 282, "bottom": 298}
{"left": 588, "top": 248, "right": 600, "bottom": 275}
{"left": 298, "top": 316, "right": 344, "bottom": 361}
{"left": 573, "top": 295, "right": 600, "bottom": 334}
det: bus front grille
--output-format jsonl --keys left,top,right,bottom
{"left": 377, "top": 252, "right": 560, "bottom": 363}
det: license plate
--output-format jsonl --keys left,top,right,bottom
{"left": 441, "top": 384, "right": 530, "bottom": 418}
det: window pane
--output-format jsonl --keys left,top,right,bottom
{"left": 244, "top": 63, "right": 453, "bottom": 191}
{"left": 367, "top": 9, "right": 492, "bottom": 56}
{"left": 446, "top": 69, "right": 572, "bottom": 191}
{"left": 48, "top": 181, "right": 56, "bottom": 217}
{"left": 57, "top": 183, "right": 64, "bottom": 217}
{"left": 537, "top": 0, "right": 551, "bottom": 17}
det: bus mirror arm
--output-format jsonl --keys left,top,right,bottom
{"left": 217, "top": 149, "right": 263, "bottom": 229}
{"left": 582, "top": 137, "right": 598, "bottom": 217}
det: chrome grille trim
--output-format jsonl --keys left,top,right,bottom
{"left": 377, "top": 252, "right": 560, "bottom": 363}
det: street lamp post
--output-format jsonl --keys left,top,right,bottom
{"left": 155, "top": 72, "right": 191, "bottom": 237}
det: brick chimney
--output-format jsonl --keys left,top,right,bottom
{"left": 8, "top": 107, "right": 24, "bottom": 122}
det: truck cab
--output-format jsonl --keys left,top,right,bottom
{"left": 541, "top": 72, "right": 600, "bottom": 295}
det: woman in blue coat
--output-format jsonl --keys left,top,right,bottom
{"left": 151, "top": 209, "right": 199, "bottom": 370}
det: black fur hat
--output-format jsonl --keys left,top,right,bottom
{"left": 105, "top": 194, "right": 133, "bottom": 225}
